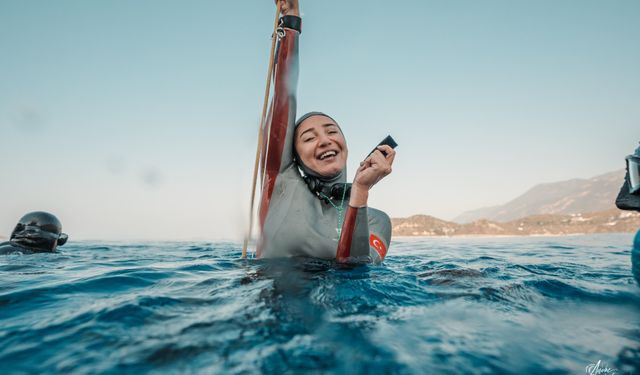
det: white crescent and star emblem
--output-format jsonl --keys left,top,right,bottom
{"left": 369, "top": 234, "right": 387, "bottom": 258}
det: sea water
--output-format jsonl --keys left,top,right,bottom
{"left": 0, "top": 234, "right": 638, "bottom": 374}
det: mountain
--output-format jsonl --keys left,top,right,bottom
{"left": 453, "top": 170, "right": 625, "bottom": 223}
{"left": 392, "top": 209, "right": 640, "bottom": 237}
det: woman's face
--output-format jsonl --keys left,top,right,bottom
{"left": 294, "top": 115, "right": 348, "bottom": 177}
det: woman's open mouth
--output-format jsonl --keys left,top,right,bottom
{"left": 318, "top": 150, "right": 338, "bottom": 161}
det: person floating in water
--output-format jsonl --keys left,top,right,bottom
{"left": 615, "top": 142, "right": 640, "bottom": 286}
{"left": 0, "top": 211, "right": 68, "bottom": 255}
{"left": 256, "top": 0, "right": 396, "bottom": 263}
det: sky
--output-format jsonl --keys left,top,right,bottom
{"left": 0, "top": 0, "right": 639, "bottom": 241}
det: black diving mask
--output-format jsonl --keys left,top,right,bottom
{"left": 299, "top": 170, "right": 351, "bottom": 203}
{"left": 12, "top": 223, "right": 68, "bottom": 249}
{"left": 627, "top": 155, "right": 640, "bottom": 195}
{"left": 330, "top": 183, "right": 351, "bottom": 201}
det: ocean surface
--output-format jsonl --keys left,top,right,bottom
{"left": 1, "top": 234, "right": 639, "bottom": 374}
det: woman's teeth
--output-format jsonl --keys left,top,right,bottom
{"left": 319, "top": 151, "right": 337, "bottom": 160}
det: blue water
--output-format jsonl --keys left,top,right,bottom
{"left": 1, "top": 234, "right": 639, "bottom": 374}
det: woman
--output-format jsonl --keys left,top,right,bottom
{"left": 256, "top": 0, "right": 396, "bottom": 263}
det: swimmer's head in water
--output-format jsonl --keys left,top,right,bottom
{"left": 294, "top": 112, "right": 348, "bottom": 178}
{"left": 10, "top": 211, "right": 68, "bottom": 252}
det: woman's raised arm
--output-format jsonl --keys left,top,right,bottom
{"left": 258, "top": 0, "right": 302, "bottom": 231}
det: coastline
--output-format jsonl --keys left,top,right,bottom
{"left": 391, "top": 232, "right": 635, "bottom": 240}
{"left": 392, "top": 209, "right": 640, "bottom": 237}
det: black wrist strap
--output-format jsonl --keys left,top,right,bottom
{"left": 280, "top": 15, "right": 302, "bottom": 33}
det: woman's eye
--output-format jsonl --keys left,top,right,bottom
{"left": 303, "top": 137, "right": 314, "bottom": 142}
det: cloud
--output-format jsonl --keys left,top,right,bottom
{"left": 140, "top": 167, "right": 163, "bottom": 188}
{"left": 105, "top": 157, "right": 126, "bottom": 175}
{"left": 14, "top": 107, "right": 46, "bottom": 131}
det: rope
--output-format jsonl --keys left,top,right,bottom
{"left": 319, "top": 183, "right": 349, "bottom": 236}
{"left": 242, "top": 6, "right": 281, "bottom": 259}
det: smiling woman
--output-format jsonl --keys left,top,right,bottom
{"left": 256, "top": 0, "right": 396, "bottom": 263}
{"left": 294, "top": 113, "right": 347, "bottom": 178}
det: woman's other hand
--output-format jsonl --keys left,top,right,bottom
{"left": 275, "top": 0, "right": 300, "bottom": 17}
{"left": 350, "top": 145, "right": 396, "bottom": 207}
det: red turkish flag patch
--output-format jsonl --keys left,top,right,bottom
{"left": 369, "top": 234, "right": 387, "bottom": 259}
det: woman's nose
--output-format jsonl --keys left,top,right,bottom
{"left": 317, "top": 133, "right": 331, "bottom": 146}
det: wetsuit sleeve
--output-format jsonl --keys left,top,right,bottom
{"left": 336, "top": 207, "right": 392, "bottom": 264}
{"left": 262, "top": 25, "right": 299, "bottom": 176}
{"left": 257, "top": 21, "right": 300, "bottom": 253}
